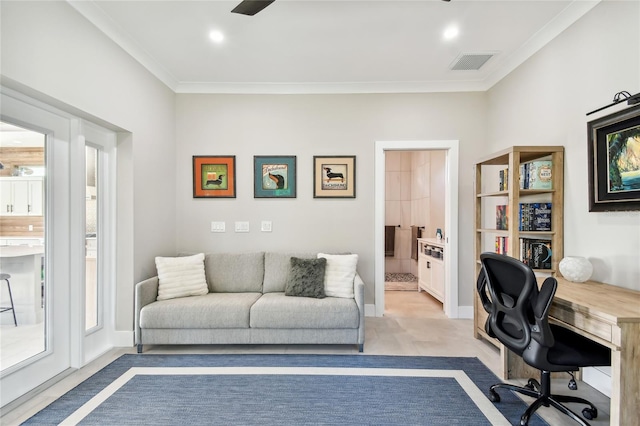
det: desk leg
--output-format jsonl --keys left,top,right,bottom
{"left": 611, "top": 322, "right": 640, "bottom": 426}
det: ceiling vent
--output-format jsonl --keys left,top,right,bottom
{"left": 449, "top": 53, "right": 494, "bottom": 71}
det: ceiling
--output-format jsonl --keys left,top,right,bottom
{"left": 70, "top": 0, "right": 599, "bottom": 94}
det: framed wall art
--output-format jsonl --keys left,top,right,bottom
{"left": 193, "top": 155, "right": 236, "bottom": 198}
{"left": 253, "top": 155, "right": 296, "bottom": 198}
{"left": 588, "top": 104, "right": 640, "bottom": 211}
{"left": 313, "top": 155, "right": 356, "bottom": 198}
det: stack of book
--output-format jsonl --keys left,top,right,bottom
{"left": 498, "top": 168, "right": 509, "bottom": 191}
{"left": 519, "top": 238, "right": 552, "bottom": 269}
{"left": 495, "top": 236, "right": 508, "bottom": 255}
{"left": 520, "top": 160, "right": 553, "bottom": 190}
{"left": 496, "top": 205, "right": 508, "bottom": 230}
{"left": 519, "top": 203, "right": 552, "bottom": 231}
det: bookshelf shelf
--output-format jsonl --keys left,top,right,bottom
{"left": 473, "top": 146, "right": 564, "bottom": 355}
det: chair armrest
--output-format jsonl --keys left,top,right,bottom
{"left": 135, "top": 276, "right": 159, "bottom": 345}
{"left": 532, "top": 277, "right": 557, "bottom": 347}
{"left": 354, "top": 273, "right": 365, "bottom": 347}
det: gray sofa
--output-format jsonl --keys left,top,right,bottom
{"left": 135, "top": 252, "right": 365, "bottom": 353}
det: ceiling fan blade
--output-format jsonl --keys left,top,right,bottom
{"left": 231, "top": 0, "right": 275, "bottom": 16}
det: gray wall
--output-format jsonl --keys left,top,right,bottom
{"left": 176, "top": 93, "right": 487, "bottom": 305}
{"left": 0, "top": 1, "right": 177, "bottom": 330}
{"left": 486, "top": 0, "right": 640, "bottom": 290}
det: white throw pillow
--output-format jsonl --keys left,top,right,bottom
{"left": 155, "top": 253, "right": 209, "bottom": 301}
{"left": 317, "top": 253, "right": 358, "bottom": 298}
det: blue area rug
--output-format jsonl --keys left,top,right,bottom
{"left": 23, "top": 354, "right": 546, "bottom": 425}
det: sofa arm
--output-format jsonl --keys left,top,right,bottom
{"left": 135, "top": 276, "right": 159, "bottom": 347}
{"left": 354, "top": 272, "right": 365, "bottom": 351}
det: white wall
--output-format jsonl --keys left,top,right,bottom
{"left": 487, "top": 0, "right": 640, "bottom": 290}
{"left": 0, "top": 1, "right": 177, "bottom": 330}
{"left": 176, "top": 93, "right": 487, "bottom": 305}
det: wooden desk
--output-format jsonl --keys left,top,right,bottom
{"left": 547, "top": 277, "right": 640, "bottom": 426}
{"left": 477, "top": 276, "right": 640, "bottom": 425}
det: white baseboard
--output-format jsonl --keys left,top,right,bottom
{"left": 456, "top": 305, "right": 474, "bottom": 319}
{"left": 112, "top": 330, "right": 134, "bottom": 347}
{"left": 366, "top": 304, "right": 473, "bottom": 319}
{"left": 365, "top": 304, "right": 376, "bottom": 317}
{"left": 583, "top": 366, "right": 611, "bottom": 398}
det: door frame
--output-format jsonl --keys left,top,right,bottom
{"left": 374, "top": 140, "right": 459, "bottom": 318}
{"left": 0, "top": 89, "right": 73, "bottom": 407}
{"left": 0, "top": 87, "right": 117, "bottom": 408}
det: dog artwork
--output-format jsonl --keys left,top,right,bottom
{"left": 323, "top": 167, "right": 344, "bottom": 183}
{"left": 205, "top": 174, "right": 225, "bottom": 187}
{"left": 268, "top": 173, "right": 285, "bottom": 189}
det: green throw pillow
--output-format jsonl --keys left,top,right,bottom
{"left": 284, "top": 257, "right": 327, "bottom": 298}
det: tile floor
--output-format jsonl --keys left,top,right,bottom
{"left": 0, "top": 290, "right": 611, "bottom": 425}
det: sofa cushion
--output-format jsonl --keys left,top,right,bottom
{"left": 155, "top": 253, "right": 208, "bottom": 301}
{"left": 285, "top": 257, "right": 327, "bottom": 298}
{"left": 140, "top": 293, "right": 262, "bottom": 329}
{"left": 250, "top": 293, "right": 359, "bottom": 329}
{"left": 263, "top": 252, "right": 316, "bottom": 293}
{"left": 318, "top": 253, "right": 358, "bottom": 298}
{"left": 205, "top": 252, "right": 264, "bottom": 293}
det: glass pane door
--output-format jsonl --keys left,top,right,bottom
{"left": 0, "top": 121, "right": 46, "bottom": 371}
{"left": 85, "top": 146, "right": 99, "bottom": 331}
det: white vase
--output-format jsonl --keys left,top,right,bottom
{"left": 559, "top": 256, "right": 593, "bottom": 283}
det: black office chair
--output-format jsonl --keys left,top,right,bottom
{"left": 477, "top": 253, "right": 611, "bottom": 426}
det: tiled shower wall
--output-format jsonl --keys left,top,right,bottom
{"left": 385, "top": 150, "right": 445, "bottom": 276}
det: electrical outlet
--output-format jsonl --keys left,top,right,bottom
{"left": 211, "top": 221, "right": 225, "bottom": 233}
{"left": 235, "top": 221, "right": 250, "bottom": 233}
{"left": 261, "top": 221, "right": 272, "bottom": 232}
{"left": 28, "top": 225, "right": 34, "bottom": 231}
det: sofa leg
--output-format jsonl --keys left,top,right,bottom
{"left": 358, "top": 344, "right": 364, "bottom": 353}
{"left": 137, "top": 344, "right": 143, "bottom": 354}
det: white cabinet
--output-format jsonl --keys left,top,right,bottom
{"left": 417, "top": 238, "right": 445, "bottom": 303}
{"left": 0, "top": 177, "right": 43, "bottom": 216}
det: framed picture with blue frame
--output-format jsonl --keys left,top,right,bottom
{"left": 253, "top": 155, "right": 297, "bottom": 198}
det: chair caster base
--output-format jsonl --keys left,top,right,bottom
{"left": 582, "top": 407, "right": 597, "bottom": 420}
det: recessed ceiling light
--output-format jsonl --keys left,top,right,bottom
{"left": 443, "top": 25, "right": 459, "bottom": 41}
{"left": 209, "top": 30, "right": 225, "bottom": 44}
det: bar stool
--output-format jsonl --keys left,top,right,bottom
{"left": 0, "top": 273, "right": 17, "bottom": 326}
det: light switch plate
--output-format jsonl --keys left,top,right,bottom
{"left": 235, "top": 221, "right": 250, "bottom": 233}
{"left": 261, "top": 221, "right": 272, "bottom": 232}
{"left": 211, "top": 221, "right": 225, "bottom": 233}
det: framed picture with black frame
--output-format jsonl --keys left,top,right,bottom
{"left": 313, "top": 155, "right": 356, "bottom": 198}
{"left": 253, "top": 155, "right": 296, "bottom": 198}
{"left": 588, "top": 104, "right": 640, "bottom": 211}
{"left": 193, "top": 155, "right": 236, "bottom": 198}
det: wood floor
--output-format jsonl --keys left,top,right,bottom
{"left": 0, "top": 290, "right": 611, "bottom": 425}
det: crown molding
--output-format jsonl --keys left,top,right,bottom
{"left": 67, "top": 0, "right": 179, "bottom": 92}
{"left": 482, "top": 0, "right": 600, "bottom": 90}
{"left": 68, "top": 0, "right": 600, "bottom": 95}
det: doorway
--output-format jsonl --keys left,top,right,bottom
{"left": 383, "top": 150, "right": 447, "bottom": 310}
{"left": 374, "top": 140, "right": 459, "bottom": 318}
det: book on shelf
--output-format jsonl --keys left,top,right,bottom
{"left": 498, "top": 168, "right": 509, "bottom": 191}
{"left": 519, "top": 238, "right": 552, "bottom": 269}
{"left": 495, "top": 236, "right": 508, "bottom": 255}
{"left": 496, "top": 205, "right": 508, "bottom": 230}
{"left": 519, "top": 160, "right": 553, "bottom": 190}
{"left": 518, "top": 203, "right": 552, "bottom": 231}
